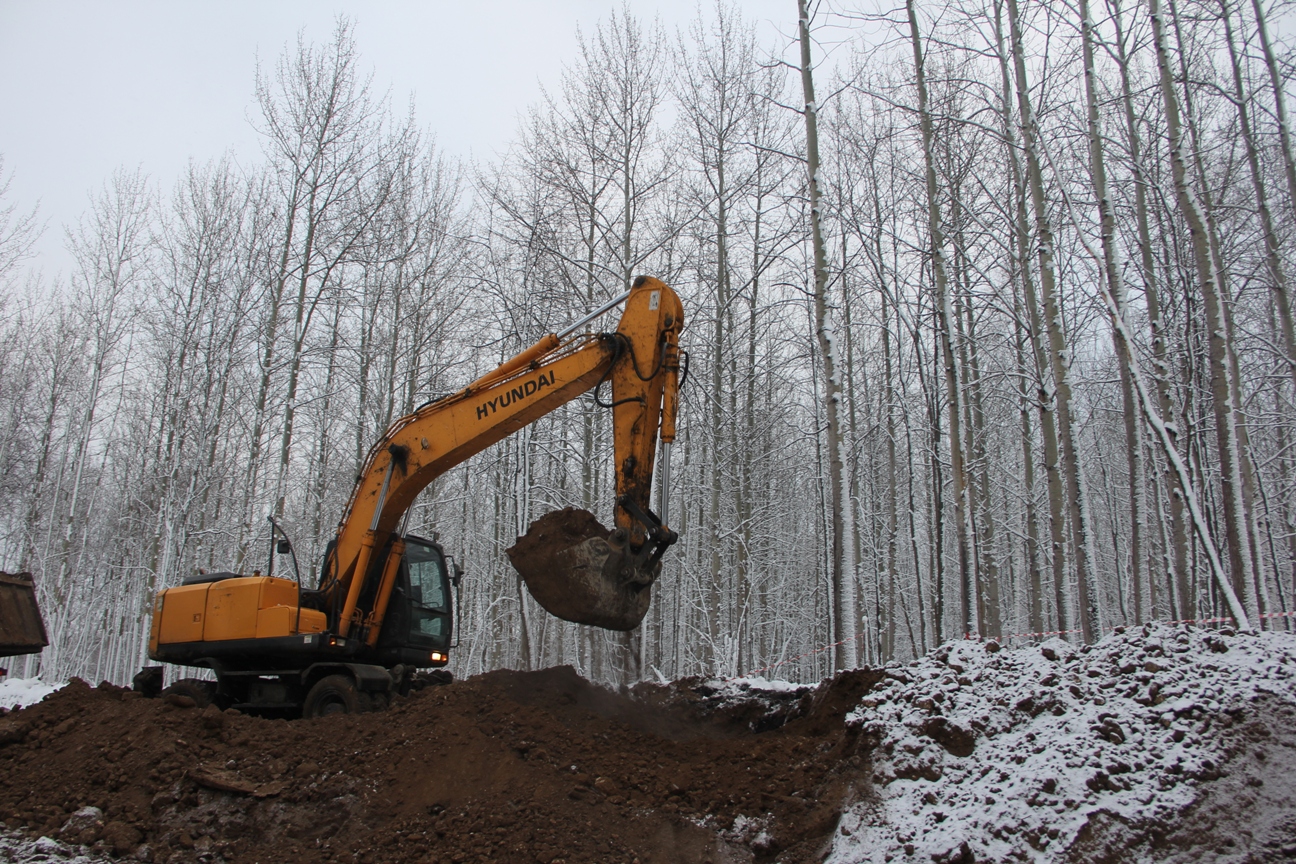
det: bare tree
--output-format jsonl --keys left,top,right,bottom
{"left": 801, "top": 0, "right": 859, "bottom": 669}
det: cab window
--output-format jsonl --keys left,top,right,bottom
{"left": 404, "top": 540, "right": 449, "bottom": 640}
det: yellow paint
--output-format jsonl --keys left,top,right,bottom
{"left": 255, "top": 605, "right": 326, "bottom": 638}
{"left": 151, "top": 576, "right": 313, "bottom": 644}
{"left": 157, "top": 584, "right": 208, "bottom": 644}
{"left": 322, "top": 276, "right": 684, "bottom": 610}
{"left": 148, "top": 277, "right": 685, "bottom": 657}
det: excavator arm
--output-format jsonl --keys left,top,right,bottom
{"left": 320, "top": 275, "right": 683, "bottom": 640}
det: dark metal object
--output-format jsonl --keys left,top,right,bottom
{"left": 616, "top": 494, "right": 678, "bottom": 569}
{"left": 0, "top": 572, "right": 48, "bottom": 658}
{"left": 132, "top": 666, "right": 164, "bottom": 697}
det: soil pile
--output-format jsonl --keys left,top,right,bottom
{"left": 507, "top": 508, "right": 651, "bottom": 631}
{"left": 0, "top": 666, "right": 879, "bottom": 864}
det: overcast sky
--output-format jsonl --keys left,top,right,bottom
{"left": 0, "top": 1, "right": 808, "bottom": 280}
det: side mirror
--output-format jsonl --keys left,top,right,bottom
{"left": 451, "top": 561, "right": 465, "bottom": 588}
{"left": 276, "top": 539, "right": 292, "bottom": 554}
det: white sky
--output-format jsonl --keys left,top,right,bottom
{"left": 0, "top": 1, "right": 805, "bottom": 280}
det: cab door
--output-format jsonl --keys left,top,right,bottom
{"left": 398, "top": 535, "right": 452, "bottom": 653}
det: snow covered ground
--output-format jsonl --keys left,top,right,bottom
{"left": 0, "top": 830, "right": 110, "bottom": 863}
{"left": 0, "top": 678, "right": 62, "bottom": 711}
{"left": 828, "top": 624, "right": 1296, "bottom": 863}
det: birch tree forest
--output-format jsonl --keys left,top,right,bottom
{"left": 3, "top": 0, "right": 1296, "bottom": 687}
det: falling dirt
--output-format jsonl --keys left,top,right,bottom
{"left": 507, "top": 508, "right": 653, "bottom": 631}
{"left": 0, "top": 667, "right": 881, "bottom": 864}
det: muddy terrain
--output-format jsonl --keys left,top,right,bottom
{"left": 0, "top": 666, "right": 877, "bottom": 864}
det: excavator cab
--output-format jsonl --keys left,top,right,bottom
{"left": 404, "top": 538, "right": 450, "bottom": 641}
{"left": 366, "top": 534, "right": 453, "bottom": 667}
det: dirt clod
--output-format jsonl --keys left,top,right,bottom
{"left": 103, "top": 820, "right": 141, "bottom": 854}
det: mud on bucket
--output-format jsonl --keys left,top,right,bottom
{"left": 506, "top": 508, "right": 655, "bottom": 631}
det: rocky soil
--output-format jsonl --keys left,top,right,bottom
{"left": 831, "top": 624, "right": 1296, "bottom": 863}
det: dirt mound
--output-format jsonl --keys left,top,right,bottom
{"left": 507, "top": 508, "right": 653, "bottom": 631}
{"left": 0, "top": 667, "right": 881, "bottom": 864}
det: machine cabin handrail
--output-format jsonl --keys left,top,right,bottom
{"left": 319, "top": 276, "right": 683, "bottom": 640}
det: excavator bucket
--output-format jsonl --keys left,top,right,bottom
{"left": 506, "top": 508, "right": 656, "bottom": 631}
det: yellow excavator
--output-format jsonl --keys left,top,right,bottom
{"left": 135, "top": 276, "right": 683, "bottom": 717}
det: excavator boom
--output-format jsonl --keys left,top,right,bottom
{"left": 322, "top": 275, "right": 683, "bottom": 637}
{"left": 143, "top": 276, "right": 682, "bottom": 715}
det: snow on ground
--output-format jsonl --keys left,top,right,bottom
{"left": 721, "top": 675, "right": 811, "bottom": 693}
{"left": 828, "top": 623, "right": 1296, "bottom": 863}
{"left": 0, "top": 678, "right": 62, "bottom": 711}
{"left": 0, "top": 830, "right": 111, "bottom": 863}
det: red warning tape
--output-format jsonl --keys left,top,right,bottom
{"left": 740, "top": 611, "right": 1295, "bottom": 679}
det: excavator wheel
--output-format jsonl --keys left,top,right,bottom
{"left": 132, "top": 666, "right": 164, "bottom": 699}
{"left": 358, "top": 690, "right": 390, "bottom": 713}
{"left": 161, "top": 678, "right": 215, "bottom": 709}
{"left": 302, "top": 674, "right": 359, "bottom": 718}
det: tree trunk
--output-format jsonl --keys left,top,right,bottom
{"left": 907, "top": 0, "right": 974, "bottom": 641}
{"left": 1006, "top": 0, "right": 1098, "bottom": 641}
{"left": 1248, "top": 0, "right": 1296, "bottom": 223}
{"left": 1148, "top": 0, "right": 1256, "bottom": 617}
{"left": 800, "top": 0, "right": 857, "bottom": 669}
{"left": 993, "top": 0, "right": 1069, "bottom": 636}
{"left": 1220, "top": 1, "right": 1296, "bottom": 396}
{"left": 1079, "top": 0, "right": 1146, "bottom": 624}
{"left": 1012, "top": 287, "right": 1045, "bottom": 637}
{"left": 1109, "top": 0, "right": 1190, "bottom": 619}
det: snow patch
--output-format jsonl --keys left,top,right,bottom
{"left": 716, "top": 675, "right": 808, "bottom": 694}
{"left": 0, "top": 829, "right": 112, "bottom": 863}
{"left": 0, "top": 677, "right": 63, "bottom": 711}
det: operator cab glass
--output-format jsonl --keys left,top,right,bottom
{"left": 402, "top": 535, "right": 452, "bottom": 650}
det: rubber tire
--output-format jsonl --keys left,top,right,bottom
{"left": 132, "top": 666, "right": 164, "bottom": 698}
{"left": 302, "top": 674, "right": 359, "bottom": 718}
{"left": 410, "top": 669, "right": 454, "bottom": 691}
{"left": 162, "top": 679, "right": 214, "bottom": 709}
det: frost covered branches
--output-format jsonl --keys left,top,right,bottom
{"left": 3, "top": 0, "right": 1296, "bottom": 687}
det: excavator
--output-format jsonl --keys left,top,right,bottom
{"left": 136, "top": 276, "right": 684, "bottom": 717}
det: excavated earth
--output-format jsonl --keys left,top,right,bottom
{"left": 0, "top": 666, "right": 877, "bottom": 864}
{"left": 507, "top": 508, "right": 611, "bottom": 574}
{"left": 506, "top": 507, "right": 655, "bottom": 631}
{"left": 3, "top": 625, "right": 1295, "bottom": 864}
